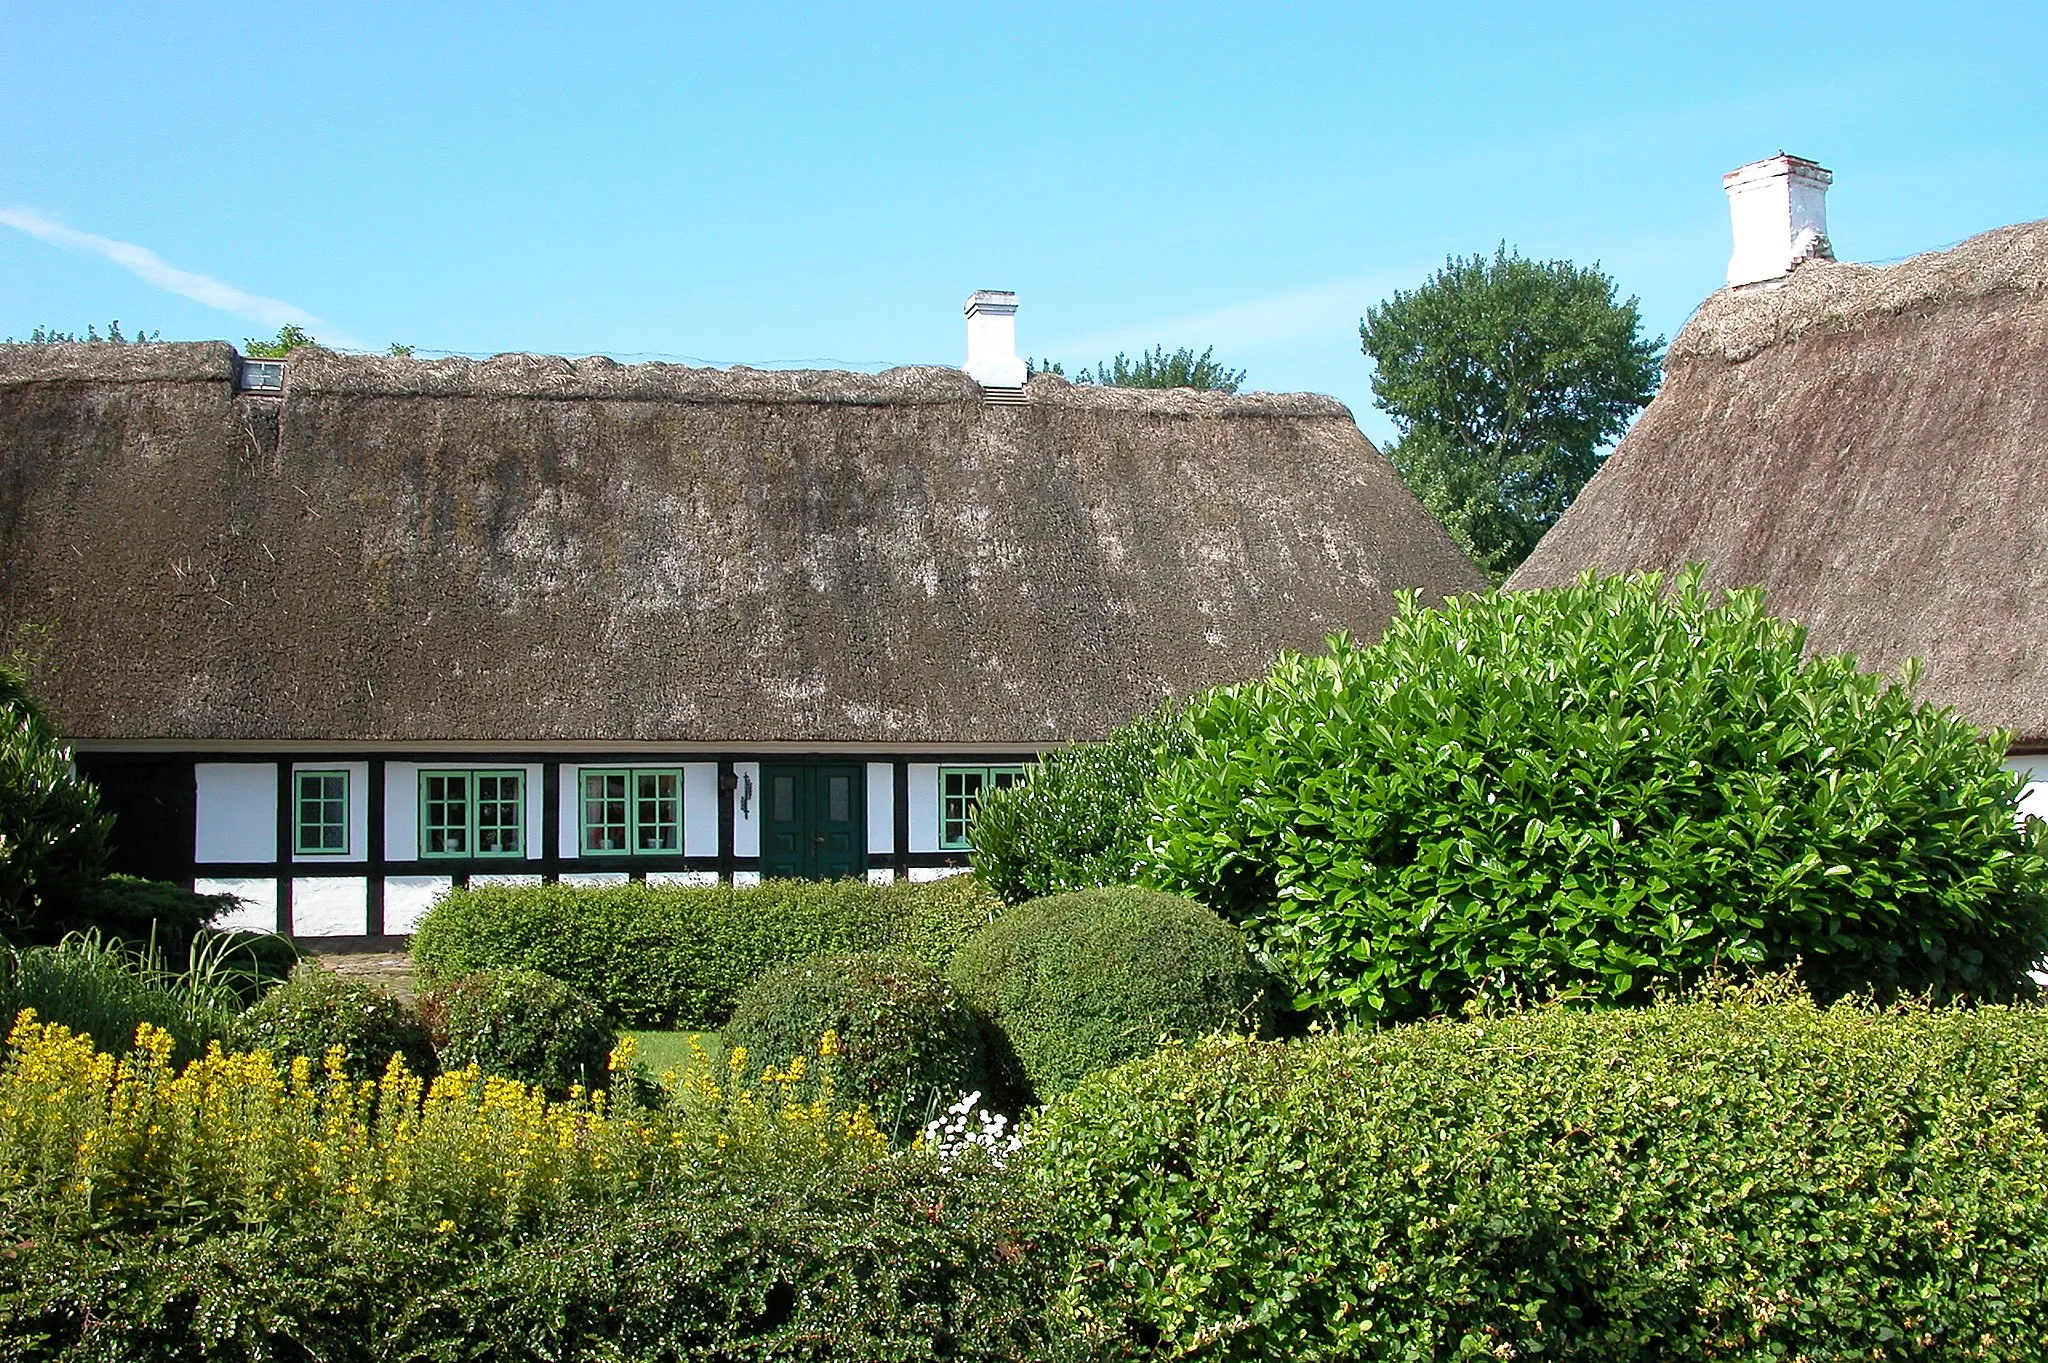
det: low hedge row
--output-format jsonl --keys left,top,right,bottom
{"left": 1031, "top": 982, "right": 2048, "bottom": 1361}
{"left": 410, "top": 875, "right": 1003, "bottom": 1029}
{"left": 0, "top": 1158, "right": 1056, "bottom": 1363}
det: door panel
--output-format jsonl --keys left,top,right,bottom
{"left": 759, "top": 763, "right": 866, "bottom": 880}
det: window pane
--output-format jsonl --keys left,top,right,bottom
{"left": 773, "top": 775, "right": 795, "bottom": 824}
{"left": 940, "top": 768, "right": 987, "bottom": 848}
{"left": 476, "top": 773, "right": 523, "bottom": 855}
{"left": 424, "top": 773, "right": 468, "bottom": 856}
{"left": 583, "top": 771, "right": 629, "bottom": 852}
{"left": 297, "top": 771, "right": 348, "bottom": 854}
{"left": 828, "top": 775, "right": 850, "bottom": 824}
{"left": 636, "top": 771, "right": 679, "bottom": 852}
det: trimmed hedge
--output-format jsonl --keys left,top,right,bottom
{"left": 725, "top": 951, "right": 992, "bottom": 1138}
{"left": 239, "top": 964, "right": 438, "bottom": 1080}
{"left": 1031, "top": 983, "right": 2048, "bottom": 1361}
{"left": 948, "top": 887, "right": 1274, "bottom": 1102}
{"left": 410, "top": 875, "right": 1004, "bottom": 1030}
{"left": 0, "top": 1158, "right": 1057, "bottom": 1363}
{"left": 418, "top": 967, "right": 615, "bottom": 1094}
{"left": 1147, "top": 569, "right": 2048, "bottom": 1023}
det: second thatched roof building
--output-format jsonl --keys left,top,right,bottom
{"left": 1509, "top": 155, "right": 2047, "bottom": 814}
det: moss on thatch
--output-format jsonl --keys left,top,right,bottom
{"left": 1509, "top": 219, "right": 2048, "bottom": 748}
{"left": 0, "top": 345, "right": 1484, "bottom": 745}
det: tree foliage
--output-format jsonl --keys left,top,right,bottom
{"left": 1142, "top": 570, "right": 2048, "bottom": 1025}
{"left": 5, "top": 320, "right": 160, "bottom": 344}
{"left": 243, "top": 323, "right": 317, "bottom": 357}
{"left": 1029, "top": 344, "right": 1246, "bottom": 392}
{"left": 0, "top": 667, "right": 110, "bottom": 942}
{"left": 1361, "top": 247, "right": 1661, "bottom": 577}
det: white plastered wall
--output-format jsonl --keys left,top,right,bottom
{"left": 292, "top": 877, "right": 366, "bottom": 935}
{"left": 195, "top": 763, "right": 277, "bottom": 863}
{"left": 867, "top": 763, "right": 894, "bottom": 855}
{"left": 732, "top": 761, "right": 761, "bottom": 858}
{"left": 906, "top": 763, "right": 941, "bottom": 854}
{"left": 197, "top": 876, "right": 279, "bottom": 932}
{"left": 384, "top": 876, "right": 451, "bottom": 934}
{"left": 684, "top": 762, "right": 719, "bottom": 858}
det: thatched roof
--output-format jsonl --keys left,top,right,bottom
{"left": 1509, "top": 219, "right": 2048, "bottom": 749}
{"left": 0, "top": 342, "right": 1484, "bottom": 746}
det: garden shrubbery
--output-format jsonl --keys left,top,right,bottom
{"left": 419, "top": 967, "right": 615, "bottom": 1095}
{"left": 948, "top": 887, "right": 1274, "bottom": 1102}
{"left": 238, "top": 962, "right": 439, "bottom": 1079}
{"left": 1146, "top": 569, "right": 2048, "bottom": 1022}
{"left": 969, "top": 707, "right": 1193, "bottom": 904}
{"left": 0, "top": 932, "right": 246, "bottom": 1063}
{"left": 0, "top": 665, "right": 110, "bottom": 941}
{"left": 0, "top": 1155, "right": 1054, "bottom": 1363}
{"left": 725, "top": 950, "right": 993, "bottom": 1137}
{"left": 1031, "top": 980, "right": 2048, "bottom": 1361}
{"left": 410, "top": 875, "right": 1005, "bottom": 1029}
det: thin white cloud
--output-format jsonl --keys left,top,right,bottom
{"left": 0, "top": 207, "right": 363, "bottom": 349}
{"left": 1037, "top": 267, "right": 1425, "bottom": 370}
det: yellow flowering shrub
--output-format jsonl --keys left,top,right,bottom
{"left": 0, "top": 1009, "right": 883, "bottom": 1240}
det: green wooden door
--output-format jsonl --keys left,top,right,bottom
{"left": 759, "top": 763, "right": 866, "bottom": 880}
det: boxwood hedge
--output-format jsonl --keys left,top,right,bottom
{"left": 1030, "top": 982, "right": 2048, "bottom": 1362}
{"left": 409, "top": 875, "right": 1003, "bottom": 1030}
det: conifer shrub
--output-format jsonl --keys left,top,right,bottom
{"left": 1030, "top": 983, "right": 2048, "bottom": 1362}
{"left": 239, "top": 963, "right": 437, "bottom": 1079}
{"left": 72, "top": 875, "right": 234, "bottom": 963}
{"left": 969, "top": 708, "right": 1194, "bottom": 904}
{"left": 724, "top": 951, "right": 992, "bottom": 1138}
{"left": 410, "top": 876, "right": 1005, "bottom": 1030}
{"left": 418, "top": 967, "right": 615, "bottom": 1094}
{"left": 947, "top": 887, "right": 1274, "bottom": 1102}
{"left": 1145, "top": 569, "right": 2048, "bottom": 1025}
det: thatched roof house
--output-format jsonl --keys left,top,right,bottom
{"left": 2, "top": 323, "right": 1482, "bottom": 933}
{"left": 1509, "top": 215, "right": 2048, "bottom": 760}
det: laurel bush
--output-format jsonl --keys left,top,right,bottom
{"left": 1144, "top": 569, "right": 2048, "bottom": 1024}
{"left": 969, "top": 707, "right": 1193, "bottom": 904}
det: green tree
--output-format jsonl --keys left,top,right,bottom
{"left": 1360, "top": 247, "right": 1661, "bottom": 577}
{"left": 0, "top": 667, "right": 111, "bottom": 941}
{"left": 243, "top": 324, "right": 316, "bottom": 358}
{"left": 1029, "top": 344, "right": 1246, "bottom": 392}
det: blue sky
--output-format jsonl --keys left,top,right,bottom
{"left": 3, "top": 2, "right": 2043, "bottom": 444}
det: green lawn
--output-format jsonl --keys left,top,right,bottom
{"left": 627, "top": 1029, "right": 723, "bottom": 1077}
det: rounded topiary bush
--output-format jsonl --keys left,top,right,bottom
{"left": 723, "top": 950, "right": 991, "bottom": 1138}
{"left": 418, "top": 968, "right": 615, "bottom": 1094}
{"left": 946, "top": 887, "right": 1274, "bottom": 1103}
{"left": 239, "top": 964, "right": 437, "bottom": 1079}
{"left": 1145, "top": 568, "right": 2048, "bottom": 1026}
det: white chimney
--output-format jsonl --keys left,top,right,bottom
{"left": 1723, "top": 153, "right": 1834, "bottom": 288}
{"left": 963, "top": 290, "right": 1026, "bottom": 388}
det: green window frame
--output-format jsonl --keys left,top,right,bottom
{"left": 419, "top": 768, "right": 526, "bottom": 859}
{"left": 939, "top": 766, "right": 1025, "bottom": 851}
{"left": 294, "top": 769, "right": 349, "bottom": 856}
{"left": 580, "top": 767, "right": 682, "bottom": 856}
